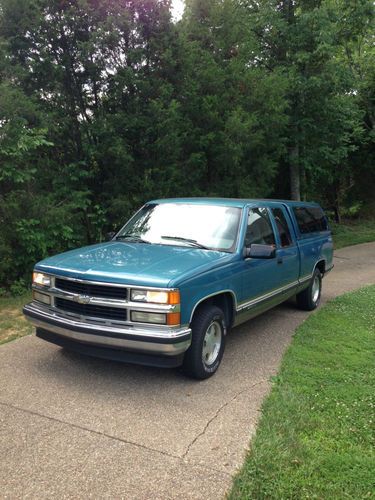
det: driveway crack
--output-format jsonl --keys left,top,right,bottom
{"left": 334, "top": 254, "right": 351, "bottom": 260}
{"left": 182, "top": 379, "right": 268, "bottom": 459}
{"left": 0, "top": 399, "right": 235, "bottom": 480}
{"left": 0, "top": 400, "right": 180, "bottom": 460}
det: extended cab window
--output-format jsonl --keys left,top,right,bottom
{"left": 245, "top": 208, "right": 275, "bottom": 246}
{"left": 293, "top": 207, "right": 328, "bottom": 234}
{"left": 272, "top": 208, "right": 292, "bottom": 247}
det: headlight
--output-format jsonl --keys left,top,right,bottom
{"left": 33, "top": 272, "right": 51, "bottom": 287}
{"left": 130, "top": 289, "right": 180, "bottom": 305}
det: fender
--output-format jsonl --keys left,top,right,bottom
{"left": 189, "top": 289, "right": 238, "bottom": 324}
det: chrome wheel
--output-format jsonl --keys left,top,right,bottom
{"left": 183, "top": 305, "right": 226, "bottom": 379}
{"left": 202, "top": 320, "right": 222, "bottom": 366}
{"left": 312, "top": 275, "right": 320, "bottom": 303}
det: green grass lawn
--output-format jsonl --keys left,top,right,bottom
{"left": 230, "top": 285, "right": 375, "bottom": 499}
{"left": 0, "top": 293, "right": 32, "bottom": 345}
{"left": 331, "top": 218, "right": 375, "bottom": 250}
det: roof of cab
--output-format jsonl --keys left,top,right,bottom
{"left": 149, "top": 197, "right": 320, "bottom": 208}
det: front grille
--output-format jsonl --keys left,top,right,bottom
{"left": 55, "top": 297, "right": 127, "bottom": 321}
{"left": 55, "top": 277, "right": 127, "bottom": 300}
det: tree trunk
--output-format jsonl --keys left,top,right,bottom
{"left": 333, "top": 205, "right": 341, "bottom": 224}
{"left": 289, "top": 144, "right": 301, "bottom": 201}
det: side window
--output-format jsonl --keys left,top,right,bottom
{"left": 293, "top": 207, "right": 328, "bottom": 234}
{"left": 245, "top": 208, "right": 275, "bottom": 246}
{"left": 272, "top": 208, "right": 293, "bottom": 247}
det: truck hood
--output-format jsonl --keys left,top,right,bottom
{"left": 35, "top": 241, "right": 233, "bottom": 287}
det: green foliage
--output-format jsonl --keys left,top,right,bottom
{"left": 0, "top": 0, "right": 374, "bottom": 290}
{"left": 0, "top": 292, "right": 32, "bottom": 344}
{"left": 9, "top": 278, "right": 28, "bottom": 297}
{"left": 330, "top": 218, "right": 375, "bottom": 249}
{"left": 230, "top": 286, "right": 375, "bottom": 499}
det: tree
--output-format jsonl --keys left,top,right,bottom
{"left": 0, "top": 0, "right": 374, "bottom": 290}
{"left": 250, "top": 0, "right": 369, "bottom": 204}
{"left": 178, "top": 0, "right": 289, "bottom": 197}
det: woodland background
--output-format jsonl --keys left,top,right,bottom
{"left": 0, "top": 0, "right": 374, "bottom": 291}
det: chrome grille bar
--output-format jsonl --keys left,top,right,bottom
{"left": 32, "top": 275, "right": 180, "bottom": 325}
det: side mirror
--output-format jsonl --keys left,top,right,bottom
{"left": 106, "top": 231, "right": 116, "bottom": 241}
{"left": 245, "top": 243, "right": 276, "bottom": 259}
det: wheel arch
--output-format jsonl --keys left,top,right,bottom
{"left": 189, "top": 291, "right": 237, "bottom": 330}
{"left": 314, "top": 259, "right": 326, "bottom": 276}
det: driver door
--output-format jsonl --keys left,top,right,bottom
{"left": 238, "top": 207, "right": 286, "bottom": 315}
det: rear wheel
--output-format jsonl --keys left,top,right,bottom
{"left": 296, "top": 268, "right": 322, "bottom": 311}
{"left": 182, "top": 305, "right": 226, "bottom": 380}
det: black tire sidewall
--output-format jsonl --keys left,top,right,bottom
{"left": 296, "top": 268, "right": 323, "bottom": 311}
{"left": 183, "top": 305, "right": 226, "bottom": 379}
{"left": 201, "top": 312, "right": 226, "bottom": 374}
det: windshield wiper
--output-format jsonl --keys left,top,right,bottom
{"left": 161, "top": 236, "right": 210, "bottom": 250}
{"left": 116, "top": 235, "right": 151, "bottom": 244}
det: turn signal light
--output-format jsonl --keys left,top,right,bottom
{"left": 167, "top": 312, "right": 181, "bottom": 326}
{"left": 168, "top": 291, "right": 180, "bottom": 305}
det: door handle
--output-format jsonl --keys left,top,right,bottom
{"left": 277, "top": 257, "right": 283, "bottom": 264}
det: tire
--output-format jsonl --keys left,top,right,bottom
{"left": 182, "top": 305, "right": 226, "bottom": 380}
{"left": 296, "top": 268, "right": 322, "bottom": 311}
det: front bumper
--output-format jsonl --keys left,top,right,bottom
{"left": 23, "top": 302, "right": 191, "bottom": 366}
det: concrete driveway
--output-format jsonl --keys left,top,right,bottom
{"left": 1, "top": 242, "right": 374, "bottom": 499}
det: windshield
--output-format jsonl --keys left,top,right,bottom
{"left": 117, "top": 203, "right": 242, "bottom": 252}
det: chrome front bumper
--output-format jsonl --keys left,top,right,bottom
{"left": 23, "top": 302, "right": 192, "bottom": 357}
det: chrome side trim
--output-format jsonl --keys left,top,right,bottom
{"left": 236, "top": 258, "right": 329, "bottom": 314}
{"left": 237, "top": 280, "right": 299, "bottom": 312}
{"left": 299, "top": 258, "right": 328, "bottom": 284}
{"left": 298, "top": 274, "right": 312, "bottom": 284}
{"left": 189, "top": 290, "right": 238, "bottom": 324}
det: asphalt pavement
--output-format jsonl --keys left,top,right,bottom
{"left": 1, "top": 242, "right": 374, "bottom": 499}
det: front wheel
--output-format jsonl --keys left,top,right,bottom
{"left": 296, "top": 268, "right": 322, "bottom": 311}
{"left": 182, "top": 305, "right": 226, "bottom": 380}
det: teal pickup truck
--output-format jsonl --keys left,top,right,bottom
{"left": 24, "top": 198, "right": 333, "bottom": 379}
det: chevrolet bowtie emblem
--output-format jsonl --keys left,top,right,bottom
{"left": 73, "top": 294, "right": 91, "bottom": 305}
